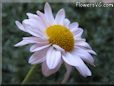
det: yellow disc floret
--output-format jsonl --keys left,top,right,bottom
{"left": 46, "top": 25, "right": 74, "bottom": 52}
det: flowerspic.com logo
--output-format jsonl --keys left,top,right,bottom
{"left": 76, "top": 2, "right": 113, "bottom": 7}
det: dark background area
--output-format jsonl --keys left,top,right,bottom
{"left": 2, "top": 2, "right": 114, "bottom": 84}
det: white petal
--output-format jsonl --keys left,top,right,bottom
{"left": 46, "top": 47, "right": 61, "bottom": 69}
{"left": 62, "top": 52, "right": 78, "bottom": 66}
{"left": 75, "top": 41, "right": 92, "bottom": 50}
{"left": 14, "top": 37, "right": 43, "bottom": 47}
{"left": 36, "top": 11, "right": 49, "bottom": 27}
{"left": 30, "top": 44, "right": 40, "bottom": 52}
{"left": 62, "top": 53, "right": 91, "bottom": 77}
{"left": 44, "top": 2, "right": 55, "bottom": 25}
{"left": 42, "top": 60, "right": 62, "bottom": 77}
{"left": 75, "top": 41, "right": 92, "bottom": 49}
{"left": 79, "top": 46, "right": 96, "bottom": 55}
{"left": 30, "top": 44, "right": 51, "bottom": 52}
{"left": 23, "top": 19, "right": 38, "bottom": 29}
{"left": 69, "top": 22, "right": 79, "bottom": 30}
{"left": 23, "top": 19, "right": 45, "bottom": 32}
{"left": 23, "top": 37, "right": 47, "bottom": 43}
{"left": 28, "top": 48, "right": 48, "bottom": 64}
{"left": 26, "top": 13, "right": 46, "bottom": 31}
{"left": 72, "top": 47, "right": 94, "bottom": 66}
{"left": 75, "top": 60, "right": 92, "bottom": 77}
{"left": 74, "top": 28, "right": 83, "bottom": 38}
{"left": 23, "top": 24, "right": 46, "bottom": 39}
{"left": 52, "top": 44, "right": 65, "bottom": 52}
{"left": 26, "top": 13, "right": 39, "bottom": 19}
{"left": 55, "top": 9, "right": 65, "bottom": 25}
{"left": 15, "top": 21, "right": 26, "bottom": 32}
{"left": 75, "top": 38, "right": 86, "bottom": 42}
{"left": 14, "top": 37, "right": 49, "bottom": 47}
{"left": 87, "top": 49, "right": 97, "bottom": 55}
{"left": 64, "top": 18, "right": 70, "bottom": 27}
{"left": 14, "top": 40, "right": 28, "bottom": 47}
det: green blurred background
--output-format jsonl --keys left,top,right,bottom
{"left": 2, "top": 2, "right": 114, "bottom": 84}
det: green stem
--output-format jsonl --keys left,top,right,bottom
{"left": 22, "top": 64, "right": 37, "bottom": 84}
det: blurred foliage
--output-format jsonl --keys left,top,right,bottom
{"left": 2, "top": 2, "right": 114, "bottom": 84}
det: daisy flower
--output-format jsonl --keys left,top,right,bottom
{"left": 15, "top": 2, "right": 96, "bottom": 77}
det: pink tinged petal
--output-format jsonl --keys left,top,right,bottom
{"left": 72, "top": 47, "right": 95, "bottom": 66}
{"left": 75, "top": 41, "right": 92, "bottom": 49}
{"left": 69, "top": 22, "right": 79, "bottom": 30}
{"left": 42, "top": 60, "right": 62, "bottom": 77}
{"left": 62, "top": 63, "right": 72, "bottom": 83}
{"left": 29, "top": 39, "right": 49, "bottom": 52}
{"left": 23, "top": 19, "right": 38, "bottom": 29}
{"left": 23, "top": 19, "right": 44, "bottom": 33}
{"left": 14, "top": 40, "right": 29, "bottom": 47}
{"left": 14, "top": 37, "right": 43, "bottom": 47}
{"left": 28, "top": 48, "right": 48, "bottom": 64}
{"left": 30, "top": 44, "right": 40, "bottom": 52}
{"left": 46, "top": 47, "right": 61, "bottom": 69}
{"left": 36, "top": 11, "right": 50, "bottom": 27}
{"left": 23, "top": 37, "right": 48, "bottom": 43}
{"left": 23, "top": 24, "right": 46, "bottom": 39}
{"left": 30, "top": 44, "right": 51, "bottom": 52}
{"left": 26, "top": 13, "right": 46, "bottom": 31}
{"left": 15, "top": 21, "right": 26, "bottom": 32}
{"left": 65, "top": 62, "right": 72, "bottom": 72}
{"left": 23, "top": 24, "right": 42, "bottom": 37}
{"left": 52, "top": 44, "right": 65, "bottom": 52}
{"left": 64, "top": 18, "right": 70, "bottom": 27}
{"left": 44, "top": 2, "right": 55, "bottom": 25}
{"left": 55, "top": 8, "right": 65, "bottom": 25}
{"left": 14, "top": 37, "right": 38, "bottom": 47}
{"left": 36, "top": 11, "right": 49, "bottom": 27}
{"left": 62, "top": 53, "right": 91, "bottom": 77}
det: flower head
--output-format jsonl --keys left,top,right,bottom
{"left": 15, "top": 2, "right": 96, "bottom": 77}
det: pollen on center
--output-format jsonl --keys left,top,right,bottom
{"left": 46, "top": 25, "right": 74, "bottom": 52}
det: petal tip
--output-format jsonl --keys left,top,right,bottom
{"left": 15, "top": 21, "right": 19, "bottom": 25}
{"left": 94, "top": 52, "right": 97, "bottom": 55}
{"left": 14, "top": 43, "right": 20, "bottom": 47}
{"left": 45, "top": 2, "right": 50, "bottom": 7}
{"left": 14, "top": 44, "right": 18, "bottom": 47}
{"left": 88, "top": 72, "right": 92, "bottom": 76}
{"left": 45, "top": 2, "right": 51, "bottom": 11}
{"left": 60, "top": 8, "right": 65, "bottom": 14}
{"left": 28, "top": 58, "right": 34, "bottom": 64}
{"left": 84, "top": 71, "right": 92, "bottom": 77}
{"left": 26, "top": 13, "right": 30, "bottom": 17}
{"left": 86, "top": 70, "right": 92, "bottom": 77}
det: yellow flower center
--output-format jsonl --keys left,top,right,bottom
{"left": 46, "top": 25, "right": 74, "bottom": 52}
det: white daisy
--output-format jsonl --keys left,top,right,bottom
{"left": 15, "top": 2, "right": 96, "bottom": 77}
